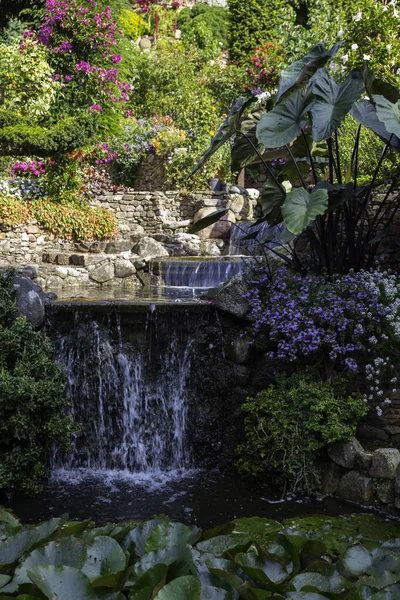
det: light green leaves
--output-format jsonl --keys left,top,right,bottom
{"left": 281, "top": 188, "right": 328, "bottom": 234}
{"left": 373, "top": 95, "right": 400, "bottom": 139}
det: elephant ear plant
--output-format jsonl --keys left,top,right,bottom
{"left": 191, "top": 42, "right": 400, "bottom": 274}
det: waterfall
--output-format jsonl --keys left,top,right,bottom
{"left": 160, "top": 259, "right": 246, "bottom": 290}
{"left": 52, "top": 311, "right": 193, "bottom": 473}
{"left": 229, "top": 222, "right": 285, "bottom": 255}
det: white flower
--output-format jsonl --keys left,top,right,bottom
{"left": 351, "top": 43, "right": 359, "bottom": 51}
{"left": 376, "top": 406, "right": 383, "bottom": 416}
{"left": 384, "top": 398, "right": 392, "bottom": 404}
{"left": 329, "top": 61, "right": 338, "bottom": 73}
{"left": 353, "top": 11, "right": 362, "bottom": 21}
{"left": 363, "top": 54, "right": 371, "bottom": 61}
{"left": 338, "top": 28, "right": 344, "bottom": 38}
{"left": 342, "top": 54, "right": 349, "bottom": 64}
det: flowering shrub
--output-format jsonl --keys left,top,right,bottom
{"left": 0, "top": 192, "right": 30, "bottom": 228}
{"left": 238, "top": 374, "right": 367, "bottom": 493}
{"left": 38, "top": 0, "right": 130, "bottom": 112}
{"left": 246, "top": 42, "right": 285, "bottom": 93}
{"left": 243, "top": 265, "right": 400, "bottom": 411}
{"left": 0, "top": 39, "right": 59, "bottom": 118}
{"left": 118, "top": 9, "right": 150, "bottom": 40}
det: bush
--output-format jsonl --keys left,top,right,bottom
{"left": 178, "top": 4, "right": 229, "bottom": 60}
{"left": 0, "top": 193, "right": 30, "bottom": 227}
{"left": 237, "top": 374, "right": 367, "bottom": 493}
{"left": 0, "top": 270, "right": 74, "bottom": 494}
{"left": 119, "top": 9, "right": 150, "bottom": 40}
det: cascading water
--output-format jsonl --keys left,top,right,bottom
{"left": 158, "top": 258, "right": 246, "bottom": 290}
{"left": 229, "top": 221, "right": 285, "bottom": 255}
{"left": 52, "top": 311, "right": 193, "bottom": 473}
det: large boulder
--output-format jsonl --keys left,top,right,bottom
{"left": 369, "top": 448, "right": 400, "bottom": 479}
{"left": 133, "top": 237, "right": 169, "bottom": 260}
{"left": 209, "top": 274, "right": 251, "bottom": 320}
{"left": 193, "top": 207, "right": 236, "bottom": 240}
{"left": 327, "top": 437, "right": 364, "bottom": 469}
{"left": 12, "top": 274, "right": 45, "bottom": 328}
{"left": 336, "top": 470, "right": 374, "bottom": 505}
{"left": 89, "top": 262, "right": 114, "bottom": 283}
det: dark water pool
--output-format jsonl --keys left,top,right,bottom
{"left": 2, "top": 468, "right": 368, "bottom": 528}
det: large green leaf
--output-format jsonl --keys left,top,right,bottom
{"left": 231, "top": 109, "right": 265, "bottom": 171}
{"left": 281, "top": 188, "right": 328, "bottom": 234}
{"left": 373, "top": 95, "right": 400, "bottom": 139}
{"left": 337, "top": 545, "right": 372, "bottom": 578}
{"left": 256, "top": 91, "right": 314, "bottom": 149}
{"left": 128, "top": 564, "right": 167, "bottom": 599}
{"left": 0, "top": 518, "right": 65, "bottom": 567}
{"left": 350, "top": 100, "right": 400, "bottom": 151}
{"left": 27, "top": 565, "right": 123, "bottom": 600}
{"left": 128, "top": 546, "right": 193, "bottom": 585}
{"left": 121, "top": 520, "right": 166, "bottom": 559}
{"left": 153, "top": 575, "right": 201, "bottom": 599}
{"left": 144, "top": 523, "right": 201, "bottom": 554}
{"left": 0, "top": 507, "right": 20, "bottom": 529}
{"left": 285, "top": 594, "right": 329, "bottom": 599}
{"left": 195, "top": 536, "right": 250, "bottom": 558}
{"left": 275, "top": 41, "right": 344, "bottom": 104}
{"left": 82, "top": 537, "right": 128, "bottom": 583}
{"left": 200, "top": 584, "right": 239, "bottom": 599}
{"left": 313, "top": 182, "right": 355, "bottom": 212}
{"left": 234, "top": 550, "right": 291, "bottom": 587}
{"left": 260, "top": 179, "right": 286, "bottom": 226}
{"left": 364, "top": 68, "right": 400, "bottom": 104}
{"left": 191, "top": 97, "right": 255, "bottom": 175}
{"left": 310, "top": 69, "right": 364, "bottom": 141}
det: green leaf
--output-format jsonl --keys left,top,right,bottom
{"left": 128, "top": 546, "right": 193, "bottom": 584}
{"left": 231, "top": 109, "right": 265, "bottom": 171}
{"left": 369, "top": 586, "right": 400, "bottom": 599}
{"left": 284, "top": 594, "right": 329, "bottom": 599}
{"left": 189, "top": 209, "right": 229, "bottom": 233}
{"left": 0, "top": 575, "right": 11, "bottom": 589}
{"left": 0, "top": 507, "right": 20, "bottom": 529}
{"left": 191, "top": 97, "right": 255, "bottom": 175}
{"left": 0, "top": 518, "right": 65, "bottom": 567}
{"left": 275, "top": 41, "right": 344, "bottom": 104}
{"left": 281, "top": 187, "right": 328, "bottom": 234}
{"left": 205, "top": 567, "right": 257, "bottom": 600}
{"left": 364, "top": 68, "right": 400, "bottom": 104}
{"left": 350, "top": 100, "right": 400, "bottom": 150}
{"left": 195, "top": 536, "right": 249, "bottom": 558}
{"left": 82, "top": 536, "right": 128, "bottom": 582}
{"left": 153, "top": 575, "right": 201, "bottom": 600}
{"left": 128, "top": 564, "right": 167, "bottom": 599}
{"left": 373, "top": 95, "right": 400, "bottom": 139}
{"left": 121, "top": 520, "right": 166, "bottom": 559}
{"left": 200, "top": 584, "right": 239, "bottom": 599}
{"left": 260, "top": 179, "right": 286, "bottom": 225}
{"left": 338, "top": 545, "right": 372, "bottom": 577}
{"left": 310, "top": 69, "right": 364, "bottom": 141}
{"left": 27, "top": 565, "right": 122, "bottom": 600}
{"left": 144, "top": 523, "right": 201, "bottom": 554}
{"left": 256, "top": 91, "right": 314, "bottom": 149}
{"left": 234, "top": 550, "right": 291, "bottom": 587}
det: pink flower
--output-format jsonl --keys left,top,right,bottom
{"left": 90, "top": 104, "right": 103, "bottom": 111}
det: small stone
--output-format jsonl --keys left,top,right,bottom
{"left": 69, "top": 254, "right": 85, "bottom": 267}
{"left": 89, "top": 241, "right": 107, "bottom": 254}
{"left": 357, "top": 424, "right": 390, "bottom": 442}
{"left": 210, "top": 274, "right": 250, "bottom": 320}
{"left": 327, "top": 437, "right": 364, "bottom": 469}
{"left": 55, "top": 267, "right": 69, "bottom": 279}
{"left": 115, "top": 258, "right": 136, "bottom": 278}
{"left": 370, "top": 448, "right": 400, "bottom": 479}
{"left": 355, "top": 450, "right": 373, "bottom": 473}
{"left": 336, "top": 470, "right": 374, "bottom": 505}
{"left": 21, "top": 232, "right": 29, "bottom": 242}
{"left": 133, "top": 237, "right": 169, "bottom": 260}
{"left": 55, "top": 254, "right": 69, "bottom": 266}
{"left": 27, "top": 225, "right": 40, "bottom": 234}
{"left": 89, "top": 262, "right": 114, "bottom": 283}
{"left": 105, "top": 240, "right": 133, "bottom": 254}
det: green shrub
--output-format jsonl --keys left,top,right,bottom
{"left": 0, "top": 193, "right": 30, "bottom": 228}
{"left": 119, "top": 8, "right": 150, "bottom": 40}
{"left": 178, "top": 4, "right": 229, "bottom": 59}
{"left": 237, "top": 374, "right": 367, "bottom": 494}
{"left": 0, "top": 270, "right": 74, "bottom": 494}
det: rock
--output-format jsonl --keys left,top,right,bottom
{"left": 20, "top": 264, "right": 39, "bottom": 279}
{"left": 227, "top": 194, "right": 253, "bottom": 220}
{"left": 394, "top": 462, "right": 400, "bottom": 497}
{"left": 12, "top": 274, "right": 45, "bottom": 328}
{"left": 370, "top": 448, "right": 400, "bottom": 479}
{"left": 233, "top": 364, "right": 250, "bottom": 386}
{"left": 89, "top": 241, "right": 107, "bottom": 254}
{"left": 193, "top": 207, "right": 236, "bottom": 240}
{"left": 44, "top": 292, "right": 57, "bottom": 304}
{"left": 69, "top": 254, "right": 85, "bottom": 267}
{"left": 89, "top": 262, "right": 114, "bottom": 283}
{"left": 139, "top": 36, "right": 152, "bottom": 49}
{"left": 129, "top": 225, "right": 145, "bottom": 237}
{"left": 133, "top": 237, "right": 169, "bottom": 260}
{"left": 27, "top": 225, "right": 40, "bottom": 234}
{"left": 321, "top": 461, "right": 343, "bottom": 494}
{"left": 356, "top": 424, "right": 389, "bottom": 442}
{"left": 105, "top": 240, "right": 133, "bottom": 254}
{"left": 55, "top": 253, "right": 70, "bottom": 265}
{"left": 201, "top": 241, "right": 221, "bottom": 256}
{"left": 375, "top": 480, "right": 395, "bottom": 505}
{"left": 327, "top": 437, "right": 364, "bottom": 469}
{"left": 210, "top": 275, "right": 251, "bottom": 320}
{"left": 115, "top": 258, "right": 136, "bottom": 278}
{"left": 336, "top": 470, "right": 374, "bottom": 505}
{"left": 224, "top": 336, "right": 252, "bottom": 365}
{"left": 355, "top": 450, "right": 373, "bottom": 473}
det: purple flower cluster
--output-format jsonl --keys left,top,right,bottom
{"left": 244, "top": 265, "right": 389, "bottom": 372}
{"left": 10, "top": 160, "right": 46, "bottom": 178}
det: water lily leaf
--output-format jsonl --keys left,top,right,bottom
{"left": 121, "top": 520, "right": 166, "bottom": 559}
{"left": 338, "top": 545, "right": 372, "bottom": 577}
{"left": 281, "top": 187, "right": 328, "bottom": 234}
{"left": 234, "top": 550, "right": 290, "bottom": 587}
{"left": 0, "top": 518, "right": 65, "bottom": 567}
{"left": 205, "top": 567, "right": 258, "bottom": 600}
{"left": 310, "top": 69, "right": 364, "bottom": 141}
{"left": 189, "top": 209, "right": 229, "bottom": 234}
{"left": 256, "top": 91, "right": 314, "bottom": 149}
{"left": 0, "top": 575, "right": 11, "bottom": 589}
{"left": 0, "top": 507, "right": 20, "bottom": 529}
{"left": 2, "top": 537, "right": 88, "bottom": 593}
{"left": 350, "top": 100, "right": 400, "bottom": 151}
{"left": 200, "top": 584, "right": 239, "bottom": 599}
{"left": 128, "top": 546, "right": 193, "bottom": 584}
{"left": 128, "top": 564, "right": 167, "bottom": 599}
{"left": 195, "top": 536, "right": 250, "bottom": 558}
{"left": 82, "top": 536, "right": 128, "bottom": 582}
{"left": 276, "top": 41, "right": 344, "bottom": 104}
{"left": 55, "top": 519, "right": 92, "bottom": 539}
{"left": 369, "top": 585, "right": 400, "bottom": 599}
{"left": 231, "top": 109, "right": 266, "bottom": 171}
{"left": 144, "top": 522, "right": 201, "bottom": 554}
{"left": 284, "top": 594, "right": 329, "bottom": 599}
{"left": 230, "top": 518, "right": 282, "bottom": 539}
{"left": 192, "top": 97, "right": 255, "bottom": 175}
{"left": 373, "top": 95, "right": 400, "bottom": 139}
{"left": 153, "top": 575, "right": 201, "bottom": 600}
{"left": 27, "top": 565, "right": 122, "bottom": 600}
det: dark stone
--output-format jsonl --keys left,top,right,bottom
{"left": 12, "top": 274, "right": 45, "bottom": 328}
{"left": 75, "top": 241, "right": 91, "bottom": 253}
{"left": 376, "top": 480, "right": 395, "bottom": 505}
{"left": 104, "top": 241, "right": 133, "bottom": 254}
{"left": 55, "top": 253, "right": 70, "bottom": 266}
{"left": 357, "top": 424, "right": 390, "bottom": 442}
{"left": 336, "top": 470, "right": 374, "bottom": 505}
{"left": 44, "top": 292, "right": 57, "bottom": 304}
{"left": 211, "top": 275, "right": 251, "bottom": 320}
{"left": 20, "top": 264, "right": 39, "bottom": 279}
{"left": 321, "top": 461, "right": 343, "bottom": 494}
{"left": 233, "top": 364, "right": 251, "bottom": 386}
{"left": 224, "top": 336, "right": 252, "bottom": 365}
{"left": 69, "top": 254, "right": 85, "bottom": 267}
{"left": 89, "top": 242, "right": 107, "bottom": 254}
{"left": 327, "top": 437, "right": 364, "bottom": 469}
{"left": 355, "top": 450, "right": 373, "bottom": 473}
{"left": 370, "top": 448, "right": 400, "bottom": 479}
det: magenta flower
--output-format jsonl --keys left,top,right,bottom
{"left": 90, "top": 104, "right": 103, "bottom": 111}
